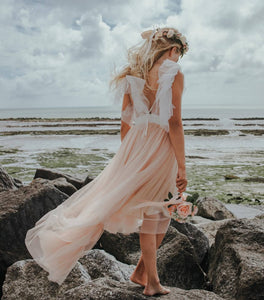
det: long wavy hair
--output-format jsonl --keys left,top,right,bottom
{"left": 109, "top": 27, "right": 185, "bottom": 92}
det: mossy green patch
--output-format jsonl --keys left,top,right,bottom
{"left": 0, "top": 146, "right": 21, "bottom": 155}
{"left": 185, "top": 162, "right": 264, "bottom": 206}
{"left": 36, "top": 148, "right": 108, "bottom": 169}
{"left": 0, "top": 158, "right": 18, "bottom": 165}
{"left": 2, "top": 166, "right": 35, "bottom": 183}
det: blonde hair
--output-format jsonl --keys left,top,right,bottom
{"left": 109, "top": 27, "right": 185, "bottom": 92}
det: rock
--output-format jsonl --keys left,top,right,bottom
{"left": 94, "top": 229, "right": 141, "bottom": 265}
{"left": 208, "top": 218, "right": 264, "bottom": 300}
{"left": 34, "top": 168, "right": 84, "bottom": 189}
{"left": 184, "top": 129, "right": 229, "bottom": 136}
{"left": 196, "top": 196, "right": 236, "bottom": 220}
{"left": 12, "top": 177, "right": 23, "bottom": 187}
{"left": 255, "top": 213, "right": 264, "bottom": 219}
{"left": 240, "top": 129, "right": 264, "bottom": 136}
{"left": 63, "top": 277, "right": 225, "bottom": 300}
{"left": 0, "top": 166, "right": 23, "bottom": 192}
{"left": 33, "top": 177, "right": 77, "bottom": 196}
{"left": 0, "top": 179, "right": 68, "bottom": 296}
{"left": 195, "top": 219, "right": 232, "bottom": 247}
{"left": 194, "top": 219, "right": 233, "bottom": 275}
{"left": 2, "top": 261, "right": 225, "bottom": 300}
{"left": 170, "top": 219, "right": 209, "bottom": 264}
{"left": 224, "top": 174, "right": 240, "bottom": 180}
{"left": 157, "top": 228, "right": 207, "bottom": 289}
{"left": 243, "top": 176, "right": 264, "bottom": 183}
{"left": 2, "top": 259, "right": 91, "bottom": 300}
{"left": 79, "top": 249, "right": 135, "bottom": 282}
{"left": 189, "top": 215, "right": 214, "bottom": 224}
{"left": 82, "top": 174, "right": 94, "bottom": 187}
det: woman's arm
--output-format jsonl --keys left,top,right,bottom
{"left": 168, "top": 71, "right": 185, "bottom": 170}
{"left": 120, "top": 93, "right": 132, "bottom": 142}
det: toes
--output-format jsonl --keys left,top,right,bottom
{"left": 143, "top": 286, "right": 171, "bottom": 296}
{"left": 160, "top": 287, "right": 170, "bottom": 294}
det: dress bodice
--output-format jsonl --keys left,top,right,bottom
{"left": 114, "top": 58, "right": 182, "bottom": 136}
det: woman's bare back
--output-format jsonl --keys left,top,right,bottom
{"left": 143, "top": 63, "right": 161, "bottom": 111}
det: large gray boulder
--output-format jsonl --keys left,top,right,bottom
{"left": 33, "top": 168, "right": 86, "bottom": 189}
{"left": 196, "top": 196, "right": 236, "bottom": 220}
{"left": 0, "top": 179, "right": 68, "bottom": 296}
{"left": 195, "top": 219, "right": 233, "bottom": 246}
{"left": 156, "top": 228, "right": 207, "bottom": 289}
{"left": 208, "top": 218, "right": 264, "bottom": 300}
{"left": 170, "top": 219, "right": 209, "bottom": 264}
{"left": 94, "top": 229, "right": 141, "bottom": 265}
{"left": 33, "top": 177, "right": 78, "bottom": 196}
{"left": 79, "top": 249, "right": 135, "bottom": 282}
{"left": 2, "top": 259, "right": 92, "bottom": 299}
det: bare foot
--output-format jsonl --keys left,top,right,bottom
{"left": 143, "top": 283, "right": 170, "bottom": 296}
{"left": 130, "top": 272, "right": 147, "bottom": 287}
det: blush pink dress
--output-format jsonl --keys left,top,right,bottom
{"left": 25, "top": 58, "right": 182, "bottom": 285}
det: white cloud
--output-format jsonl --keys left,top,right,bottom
{"left": 0, "top": 0, "right": 263, "bottom": 109}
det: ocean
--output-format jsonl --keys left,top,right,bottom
{"left": 0, "top": 105, "right": 263, "bottom": 119}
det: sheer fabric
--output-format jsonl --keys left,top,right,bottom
{"left": 25, "top": 58, "right": 182, "bottom": 285}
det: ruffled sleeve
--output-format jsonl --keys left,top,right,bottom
{"left": 112, "top": 76, "right": 131, "bottom": 105}
{"left": 156, "top": 59, "right": 182, "bottom": 132}
{"left": 121, "top": 100, "right": 134, "bottom": 127}
{"left": 113, "top": 77, "right": 134, "bottom": 127}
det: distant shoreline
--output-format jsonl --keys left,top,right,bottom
{"left": 1, "top": 117, "right": 264, "bottom": 122}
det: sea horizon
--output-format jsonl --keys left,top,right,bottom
{"left": 1, "top": 105, "right": 263, "bottom": 119}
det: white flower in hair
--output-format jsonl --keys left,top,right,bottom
{"left": 153, "top": 29, "right": 163, "bottom": 40}
{"left": 167, "top": 29, "right": 174, "bottom": 38}
{"left": 180, "top": 36, "right": 187, "bottom": 44}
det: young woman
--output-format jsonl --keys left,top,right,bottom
{"left": 112, "top": 27, "right": 189, "bottom": 296}
{"left": 25, "top": 27, "right": 188, "bottom": 297}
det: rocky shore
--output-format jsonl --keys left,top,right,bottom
{"left": 0, "top": 166, "right": 263, "bottom": 299}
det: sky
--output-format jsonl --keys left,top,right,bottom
{"left": 0, "top": 0, "right": 263, "bottom": 109}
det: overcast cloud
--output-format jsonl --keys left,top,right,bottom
{"left": 0, "top": 0, "right": 263, "bottom": 109}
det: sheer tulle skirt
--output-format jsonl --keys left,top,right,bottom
{"left": 25, "top": 122, "right": 178, "bottom": 284}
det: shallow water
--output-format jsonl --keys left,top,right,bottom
{"left": 224, "top": 203, "right": 264, "bottom": 219}
{"left": 0, "top": 106, "right": 263, "bottom": 206}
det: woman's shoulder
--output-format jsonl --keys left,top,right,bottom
{"left": 172, "top": 70, "right": 184, "bottom": 92}
{"left": 174, "top": 70, "right": 184, "bottom": 79}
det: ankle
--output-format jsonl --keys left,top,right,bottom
{"left": 147, "top": 278, "right": 160, "bottom": 286}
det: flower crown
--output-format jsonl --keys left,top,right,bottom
{"left": 141, "top": 28, "right": 189, "bottom": 55}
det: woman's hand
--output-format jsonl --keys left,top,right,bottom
{"left": 176, "top": 168, "right": 187, "bottom": 193}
